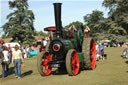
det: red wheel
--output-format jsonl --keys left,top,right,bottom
{"left": 90, "top": 39, "right": 96, "bottom": 69}
{"left": 66, "top": 49, "right": 80, "bottom": 76}
{"left": 82, "top": 38, "right": 96, "bottom": 69}
{"left": 37, "top": 51, "right": 52, "bottom": 76}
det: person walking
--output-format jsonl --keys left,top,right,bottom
{"left": 7, "top": 44, "right": 12, "bottom": 63}
{"left": 12, "top": 45, "right": 24, "bottom": 79}
{"left": 0, "top": 40, "right": 4, "bottom": 52}
{"left": 1, "top": 46, "right": 9, "bottom": 77}
{"left": 122, "top": 42, "right": 127, "bottom": 58}
{"left": 0, "top": 40, "right": 4, "bottom": 64}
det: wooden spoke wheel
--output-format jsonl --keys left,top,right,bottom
{"left": 37, "top": 51, "right": 52, "bottom": 76}
{"left": 66, "top": 49, "right": 80, "bottom": 76}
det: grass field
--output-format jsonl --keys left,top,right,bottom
{"left": 0, "top": 47, "right": 128, "bottom": 85}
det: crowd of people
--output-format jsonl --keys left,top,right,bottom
{"left": 0, "top": 40, "right": 24, "bottom": 78}
{"left": 96, "top": 42, "right": 128, "bottom": 61}
{"left": 0, "top": 38, "right": 49, "bottom": 78}
{"left": 96, "top": 42, "right": 107, "bottom": 61}
{"left": 22, "top": 44, "right": 37, "bottom": 58}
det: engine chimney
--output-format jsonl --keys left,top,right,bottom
{"left": 53, "top": 3, "right": 62, "bottom": 38}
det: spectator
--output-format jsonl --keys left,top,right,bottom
{"left": 68, "top": 24, "right": 77, "bottom": 32}
{"left": 0, "top": 51, "right": 3, "bottom": 65}
{"left": 33, "top": 44, "right": 37, "bottom": 51}
{"left": 0, "top": 40, "right": 4, "bottom": 64}
{"left": 0, "top": 40, "right": 4, "bottom": 52}
{"left": 1, "top": 46, "right": 9, "bottom": 77}
{"left": 7, "top": 44, "right": 12, "bottom": 63}
{"left": 23, "top": 47, "right": 27, "bottom": 58}
{"left": 25, "top": 46, "right": 30, "bottom": 58}
{"left": 12, "top": 45, "right": 24, "bottom": 79}
{"left": 122, "top": 42, "right": 127, "bottom": 58}
{"left": 84, "top": 25, "right": 90, "bottom": 38}
{"left": 42, "top": 38, "right": 47, "bottom": 46}
{"left": 96, "top": 42, "right": 99, "bottom": 53}
{"left": 98, "top": 42, "right": 104, "bottom": 60}
{"left": 96, "top": 43, "right": 100, "bottom": 61}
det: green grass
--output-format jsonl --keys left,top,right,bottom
{"left": 0, "top": 47, "right": 128, "bottom": 85}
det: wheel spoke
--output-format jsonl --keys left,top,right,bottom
{"left": 71, "top": 57, "right": 75, "bottom": 65}
{"left": 40, "top": 52, "right": 52, "bottom": 75}
{"left": 72, "top": 64, "right": 75, "bottom": 71}
{"left": 66, "top": 50, "right": 80, "bottom": 76}
{"left": 44, "top": 66, "right": 47, "bottom": 73}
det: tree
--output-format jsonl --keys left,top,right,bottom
{"left": 83, "top": 0, "right": 128, "bottom": 42}
{"left": 65, "top": 21, "right": 83, "bottom": 28}
{"left": 84, "top": 10, "right": 104, "bottom": 24}
{"left": 83, "top": 10, "right": 105, "bottom": 39}
{"left": 2, "top": 0, "right": 36, "bottom": 44}
{"left": 32, "top": 31, "right": 49, "bottom": 37}
{"left": 102, "top": 0, "right": 128, "bottom": 41}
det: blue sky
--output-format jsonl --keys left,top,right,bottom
{"left": 0, "top": 0, "right": 108, "bottom": 36}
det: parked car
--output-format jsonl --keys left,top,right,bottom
{"left": 4, "top": 42, "right": 20, "bottom": 47}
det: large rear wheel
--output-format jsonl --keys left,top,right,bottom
{"left": 66, "top": 49, "right": 80, "bottom": 76}
{"left": 82, "top": 38, "right": 96, "bottom": 69}
{"left": 37, "top": 51, "right": 52, "bottom": 76}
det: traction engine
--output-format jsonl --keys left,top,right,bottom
{"left": 37, "top": 3, "right": 96, "bottom": 76}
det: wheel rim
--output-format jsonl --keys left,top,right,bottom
{"left": 71, "top": 51, "right": 80, "bottom": 75}
{"left": 41, "top": 52, "right": 52, "bottom": 75}
{"left": 90, "top": 40, "right": 96, "bottom": 69}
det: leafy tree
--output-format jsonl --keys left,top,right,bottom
{"left": 2, "top": 0, "right": 36, "bottom": 44}
{"left": 32, "top": 31, "right": 49, "bottom": 37}
{"left": 65, "top": 21, "right": 83, "bottom": 28}
{"left": 83, "top": 0, "right": 128, "bottom": 42}
{"left": 102, "top": 0, "right": 128, "bottom": 41}
{"left": 84, "top": 10, "right": 104, "bottom": 24}
{"left": 83, "top": 10, "right": 105, "bottom": 39}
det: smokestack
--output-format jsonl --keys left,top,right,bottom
{"left": 53, "top": 3, "right": 62, "bottom": 38}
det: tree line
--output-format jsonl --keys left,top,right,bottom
{"left": 66, "top": 0, "right": 128, "bottom": 42}
{"left": 1, "top": 0, "right": 128, "bottom": 45}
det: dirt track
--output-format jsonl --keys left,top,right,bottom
{"left": 0, "top": 47, "right": 128, "bottom": 85}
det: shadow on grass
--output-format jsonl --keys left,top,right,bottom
{"left": 51, "top": 66, "right": 93, "bottom": 76}
{"left": 51, "top": 68, "right": 67, "bottom": 75}
{"left": 22, "top": 70, "right": 33, "bottom": 77}
{"left": 8, "top": 67, "right": 15, "bottom": 75}
{"left": 125, "top": 61, "right": 128, "bottom": 64}
{"left": 0, "top": 67, "right": 14, "bottom": 78}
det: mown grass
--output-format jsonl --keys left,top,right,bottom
{"left": 0, "top": 47, "right": 128, "bottom": 85}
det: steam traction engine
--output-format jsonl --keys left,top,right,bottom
{"left": 37, "top": 3, "right": 96, "bottom": 76}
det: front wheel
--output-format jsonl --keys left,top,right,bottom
{"left": 37, "top": 51, "right": 52, "bottom": 76}
{"left": 66, "top": 49, "right": 80, "bottom": 76}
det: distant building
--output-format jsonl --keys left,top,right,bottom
{"left": 33, "top": 36, "right": 44, "bottom": 42}
{"left": 0, "top": 38, "right": 13, "bottom": 43}
{"left": 0, "top": 36, "right": 44, "bottom": 43}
